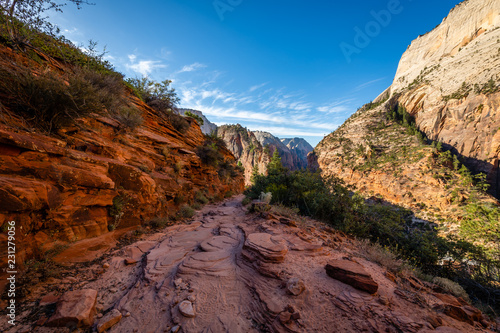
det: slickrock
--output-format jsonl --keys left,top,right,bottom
{"left": 46, "top": 289, "right": 98, "bottom": 328}
{"left": 243, "top": 233, "right": 288, "bottom": 263}
{"left": 97, "top": 309, "right": 122, "bottom": 333}
{"left": 325, "top": 260, "right": 379, "bottom": 294}
{"left": 4, "top": 196, "right": 493, "bottom": 333}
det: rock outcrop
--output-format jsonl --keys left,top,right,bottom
{"left": 313, "top": 0, "right": 500, "bottom": 224}
{"left": 4, "top": 196, "right": 494, "bottom": 332}
{"left": 280, "top": 137, "right": 313, "bottom": 170}
{"left": 217, "top": 124, "right": 270, "bottom": 184}
{"left": 0, "top": 45, "right": 244, "bottom": 273}
{"left": 218, "top": 125, "right": 312, "bottom": 184}
{"left": 389, "top": 0, "right": 500, "bottom": 197}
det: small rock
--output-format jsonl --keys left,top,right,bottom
{"left": 46, "top": 289, "right": 98, "bottom": 328}
{"left": 97, "top": 313, "right": 103, "bottom": 319}
{"left": 174, "top": 278, "right": 183, "bottom": 288}
{"left": 179, "top": 301, "right": 196, "bottom": 318}
{"left": 286, "top": 278, "right": 306, "bottom": 296}
{"left": 279, "top": 311, "right": 291, "bottom": 324}
{"left": 291, "top": 312, "right": 301, "bottom": 320}
{"left": 125, "top": 312, "right": 131, "bottom": 317}
{"left": 96, "top": 305, "right": 103, "bottom": 312}
{"left": 39, "top": 294, "right": 59, "bottom": 306}
{"left": 109, "top": 288, "right": 118, "bottom": 293}
{"left": 124, "top": 258, "right": 138, "bottom": 265}
{"left": 187, "top": 295, "right": 196, "bottom": 302}
{"left": 97, "top": 309, "right": 122, "bottom": 333}
{"left": 171, "top": 325, "right": 181, "bottom": 333}
{"left": 102, "top": 263, "right": 110, "bottom": 269}
{"left": 325, "top": 260, "right": 379, "bottom": 294}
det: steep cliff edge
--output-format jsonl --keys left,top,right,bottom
{"left": 0, "top": 45, "right": 244, "bottom": 270}
{"left": 313, "top": 0, "right": 500, "bottom": 246}
{"left": 389, "top": 0, "right": 500, "bottom": 196}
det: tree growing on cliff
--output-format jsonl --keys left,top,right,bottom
{"left": 0, "top": 0, "right": 93, "bottom": 46}
{"left": 125, "top": 77, "right": 179, "bottom": 113}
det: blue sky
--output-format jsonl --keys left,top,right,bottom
{"left": 49, "top": 0, "right": 461, "bottom": 146}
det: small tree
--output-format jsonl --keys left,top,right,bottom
{"left": 125, "top": 76, "right": 179, "bottom": 113}
{"left": 0, "top": 0, "right": 93, "bottom": 47}
{"left": 250, "top": 164, "right": 259, "bottom": 184}
{"left": 267, "top": 149, "right": 285, "bottom": 176}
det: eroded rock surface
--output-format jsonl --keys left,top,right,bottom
{"left": 3, "top": 196, "right": 493, "bottom": 333}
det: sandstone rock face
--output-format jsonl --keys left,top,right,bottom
{"left": 280, "top": 138, "right": 313, "bottom": 170}
{"left": 253, "top": 130, "right": 305, "bottom": 170}
{"left": 389, "top": 0, "right": 500, "bottom": 196}
{"left": 313, "top": 0, "right": 500, "bottom": 226}
{"left": 325, "top": 260, "right": 379, "bottom": 294}
{"left": 217, "top": 124, "right": 270, "bottom": 185}
{"left": 218, "top": 125, "right": 312, "bottom": 184}
{"left": 0, "top": 45, "right": 244, "bottom": 269}
{"left": 46, "top": 289, "right": 98, "bottom": 328}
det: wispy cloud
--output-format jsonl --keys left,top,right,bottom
{"left": 354, "top": 77, "right": 386, "bottom": 92}
{"left": 126, "top": 54, "right": 167, "bottom": 76}
{"left": 179, "top": 62, "right": 207, "bottom": 73}
{"left": 249, "top": 82, "right": 269, "bottom": 92}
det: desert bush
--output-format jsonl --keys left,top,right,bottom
{"left": 432, "top": 276, "right": 470, "bottom": 301}
{"left": 195, "top": 191, "right": 209, "bottom": 205}
{"left": 114, "top": 106, "right": 143, "bottom": 129}
{"left": 165, "top": 110, "right": 190, "bottom": 133}
{"left": 0, "top": 62, "right": 127, "bottom": 132}
{"left": 359, "top": 240, "right": 403, "bottom": 273}
{"left": 179, "top": 205, "right": 195, "bottom": 219}
{"left": 148, "top": 217, "right": 173, "bottom": 229}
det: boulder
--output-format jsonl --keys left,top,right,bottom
{"left": 325, "top": 260, "right": 378, "bottom": 294}
{"left": 97, "top": 309, "right": 122, "bottom": 333}
{"left": 46, "top": 289, "right": 98, "bottom": 328}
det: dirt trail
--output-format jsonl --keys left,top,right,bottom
{"left": 2, "top": 195, "right": 495, "bottom": 332}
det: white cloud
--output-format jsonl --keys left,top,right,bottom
{"left": 179, "top": 62, "right": 207, "bottom": 73}
{"left": 249, "top": 82, "right": 269, "bottom": 92}
{"left": 354, "top": 77, "right": 386, "bottom": 92}
{"left": 125, "top": 54, "right": 166, "bottom": 77}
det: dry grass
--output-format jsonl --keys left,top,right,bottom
{"left": 359, "top": 239, "right": 404, "bottom": 273}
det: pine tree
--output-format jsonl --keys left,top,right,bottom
{"left": 267, "top": 149, "right": 285, "bottom": 176}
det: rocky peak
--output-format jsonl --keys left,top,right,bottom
{"left": 281, "top": 137, "right": 313, "bottom": 170}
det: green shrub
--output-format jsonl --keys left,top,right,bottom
{"left": 195, "top": 191, "right": 209, "bottom": 205}
{"left": 179, "top": 205, "right": 195, "bottom": 219}
{"left": 148, "top": 217, "right": 173, "bottom": 229}
{"left": 114, "top": 107, "right": 143, "bottom": 129}
{"left": 184, "top": 111, "right": 204, "bottom": 125}
{"left": 0, "top": 62, "right": 127, "bottom": 132}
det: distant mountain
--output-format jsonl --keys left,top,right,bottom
{"left": 218, "top": 126, "right": 311, "bottom": 184}
{"left": 178, "top": 108, "right": 217, "bottom": 135}
{"left": 281, "top": 138, "right": 313, "bottom": 170}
